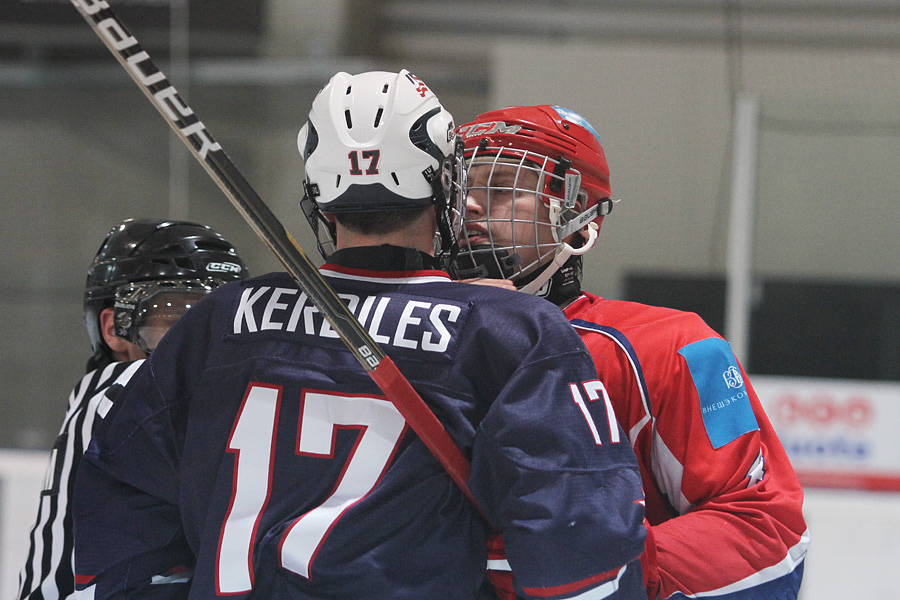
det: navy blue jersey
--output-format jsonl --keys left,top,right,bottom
{"left": 73, "top": 251, "right": 646, "bottom": 600}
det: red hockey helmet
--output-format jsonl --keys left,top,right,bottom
{"left": 457, "top": 104, "right": 611, "bottom": 220}
{"left": 453, "top": 105, "right": 613, "bottom": 291}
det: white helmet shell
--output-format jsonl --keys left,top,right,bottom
{"left": 298, "top": 69, "right": 456, "bottom": 212}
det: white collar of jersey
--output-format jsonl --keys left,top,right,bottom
{"left": 319, "top": 265, "right": 451, "bottom": 285}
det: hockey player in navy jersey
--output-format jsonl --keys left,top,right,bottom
{"left": 18, "top": 218, "right": 248, "bottom": 600}
{"left": 72, "top": 72, "right": 648, "bottom": 599}
{"left": 452, "top": 105, "right": 809, "bottom": 600}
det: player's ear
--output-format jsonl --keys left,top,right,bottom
{"left": 99, "top": 307, "right": 138, "bottom": 358}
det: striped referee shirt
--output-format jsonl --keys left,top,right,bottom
{"left": 17, "top": 360, "right": 144, "bottom": 600}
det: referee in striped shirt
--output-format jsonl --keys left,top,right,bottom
{"left": 17, "top": 218, "right": 247, "bottom": 600}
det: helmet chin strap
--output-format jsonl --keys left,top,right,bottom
{"left": 519, "top": 222, "right": 598, "bottom": 295}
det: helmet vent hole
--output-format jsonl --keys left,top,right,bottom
{"left": 335, "top": 174, "right": 342, "bottom": 187}
{"left": 382, "top": 84, "right": 389, "bottom": 93}
{"left": 345, "top": 85, "right": 351, "bottom": 95}
{"left": 344, "top": 110, "right": 353, "bottom": 129}
{"left": 391, "top": 172, "right": 400, "bottom": 186}
{"left": 374, "top": 108, "right": 384, "bottom": 128}
{"left": 195, "top": 240, "right": 231, "bottom": 252}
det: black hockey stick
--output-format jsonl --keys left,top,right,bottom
{"left": 69, "top": 0, "right": 482, "bottom": 514}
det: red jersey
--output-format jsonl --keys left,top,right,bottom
{"left": 566, "top": 292, "right": 808, "bottom": 599}
{"left": 487, "top": 291, "right": 808, "bottom": 599}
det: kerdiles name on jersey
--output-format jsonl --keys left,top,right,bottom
{"left": 232, "top": 285, "right": 466, "bottom": 356}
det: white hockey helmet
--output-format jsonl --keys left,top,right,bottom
{"left": 297, "top": 70, "right": 465, "bottom": 260}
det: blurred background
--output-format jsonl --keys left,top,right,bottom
{"left": 1, "top": 0, "right": 899, "bottom": 596}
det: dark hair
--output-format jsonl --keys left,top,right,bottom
{"left": 334, "top": 206, "right": 431, "bottom": 235}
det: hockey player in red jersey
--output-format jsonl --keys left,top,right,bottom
{"left": 452, "top": 105, "right": 809, "bottom": 600}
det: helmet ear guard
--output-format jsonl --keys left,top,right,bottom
{"left": 300, "top": 187, "right": 338, "bottom": 260}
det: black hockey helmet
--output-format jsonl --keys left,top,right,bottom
{"left": 83, "top": 218, "right": 248, "bottom": 368}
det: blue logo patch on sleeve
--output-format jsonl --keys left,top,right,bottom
{"left": 678, "top": 337, "right": 759, "bottom": 449}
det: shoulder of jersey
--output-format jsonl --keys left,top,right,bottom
{"left": 578, "top": 297, "right": 713, "bottom": 333}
